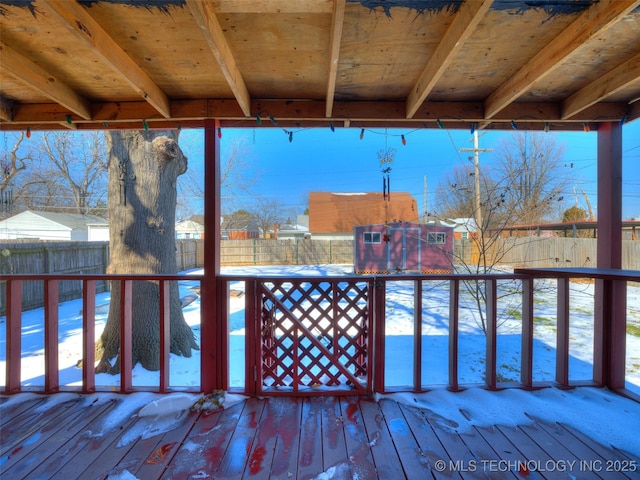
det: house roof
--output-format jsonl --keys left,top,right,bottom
{"left": 309, "top": 192, "right": 419, "bottom": 233}
{"left": 221, "top": 212, "right": 258, "bottom": 231}
{"left": 2, "top": 210, "right": 108, "bottom": 229}
{"left": 1, "top": 1, "right": 639, "bottom": 131}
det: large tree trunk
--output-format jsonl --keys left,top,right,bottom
{"left": 97, "top": 130, "right": 198, "bottom": 374}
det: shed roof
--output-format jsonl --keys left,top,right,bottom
{"left": 309, "top": 191, "right": 419, "bottom": 233}
{"left": 1, "top": 1, "right": 639, "bottom": 131}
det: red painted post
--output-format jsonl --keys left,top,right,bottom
{"left": 556, "top": 277, "right": 570, "bottom": 387}
{"left": 201, "top": 118, "right": 222, "bottom": 393}
{"left": 593, "top": 122, "right": 625, "bottom": 390}
{"left": 485, "top": 279, "right": 497, "bottom": 389}
{"left": 372, "top": 279, "right": 386, "bottom": 393}
{"left": 44, "top": 279, "right": 59, "bottom": 393}
{"left": 448, "top": 279, "right": 459, "bottom": 391}
{"left": 413, "top": 279, "right": 422, "bottom": 391}
{"left": 159, "top": 279, "right": 170, "bottom": 392}
{"left": 82, "top": 279, "right": 96, "bottom": 393}
{"left": 5, "top": 279, "right": 22, "bottom": 393}
{"left": 120, "top": 279, "right": 133, "bottom": 392}
{"left": 520, "top": 277, "right": 534, "bottom": 388}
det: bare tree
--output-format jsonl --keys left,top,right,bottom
{"left": 0, "top": 132, "right": 29, "bottom": 218}
{"left": 493, "top": 132, "right": 569, "bottom": 225}
{"left": 36, "top": 131, "right": 108, "bottom": 215}
{"left": 96, "top": 130, "right": 197, "bottom": 374}
{"left": 250, "top": 196, "right": 281, "bottom": 238}
{"left": 180, "top": 135, "right": 258, "bottom": 216}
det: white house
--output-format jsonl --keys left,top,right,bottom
{"left": 175, "top": 214, "right": 205, "bottom": 239}
{"left": 0, "top": 210, "right": 109, "bottom": 241}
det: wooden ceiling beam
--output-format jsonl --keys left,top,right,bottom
{"left": 562, "top": 52, "right": 640, "bottom": 119}
{"left": 186, "top": 0, "right": 252, "bottom": 117}
{"left": 38, "top": 0, "right": 171, "bottom": 119}
{"left": 325, "top": 0, "right": 346, "bottom": 118}
{"left": 0, "top": 41, "right": 92, "bottom": 120}
{"left": 5, "top": 99, "right": 628, "bottom": 128}
{"left": 406, "top": 0, "right": 492, "bottom": 119}
{"left": 484, "top": 0, "right": 640, "bottom": 119}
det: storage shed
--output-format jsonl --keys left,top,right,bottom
{"left": 354, "top": 222, "right": 453, "bottom": 274}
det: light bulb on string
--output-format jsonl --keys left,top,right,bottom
{"left": 289, "top": 131, "right": 293, "bottom": 143}
{"left": 218, "top": 127, "right": 222, "bottom": 138}
{"left": 329, "top": 121, "right": 335, "bottom": 132}
{"left": 436, "top": 119, "right": 444, "bottom": 129}
{"left": 511, "top": 120, "right": 518, "bottom": 130}
{"left": 401, "top": 134, "right": 406, "bottom": 146}
{"left": 255, "top": 114, "right": 262, "bottom": 125}
{"left": 359, "top": 128, "right": 365, "bottom": 140}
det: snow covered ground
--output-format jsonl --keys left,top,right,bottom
{"left": 1, "top": 264, "right": 640, "bottom": 459}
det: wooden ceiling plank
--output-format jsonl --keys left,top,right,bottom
{"left": 213, "top": 0, "right": 334, "bottom": 14}
{"left": 562, "top": 52, "right": 640, "bottom": 119}
{"left": 186, "top": 0, "right": 252, "bottom": 117}
{"left": 38, "top": 0, "right": 171, "bottom": 118}
{"left": 406, "top": 0, "right": 493, "bottom": 119}
{"left": 325, "top": 0, "right": 346, "bottom": 118}
{"left": 0, "top": 41, "right": 92, "bottom": 120}
{"left": 484, "top": 0, "right": 640, "bottom": 119}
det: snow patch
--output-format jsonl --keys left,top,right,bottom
{"left": 138, "top": 393, "right": 197, "bottom": 417}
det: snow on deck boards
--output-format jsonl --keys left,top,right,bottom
{"left": 0, "top": 393, "right": 638, "bottom": 480}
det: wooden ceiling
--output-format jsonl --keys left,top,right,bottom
{"left": 1, "top": 0, "right": 640, "bottom": 132}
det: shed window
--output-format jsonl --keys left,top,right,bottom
{"left": 363, "top": 232, "right": 381, "bottom": 244}
{"left": 427, "top": 232, "right": 446, "bottom": 244}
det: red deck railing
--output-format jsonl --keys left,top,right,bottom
{"left": 1, "top": 269, "right": 638, "bottom": 401}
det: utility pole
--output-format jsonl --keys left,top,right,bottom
{"left": 460, "top": 130, "right": 492, "bottom": 230}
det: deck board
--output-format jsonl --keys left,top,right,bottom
{"left": 1, "top": 392, "right": 638, "bottom": 480}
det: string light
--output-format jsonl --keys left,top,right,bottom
{"left": 436, "top": 119, "right": 444, "bottom": 129}
{"left": 619, "top": 114, "right": 628, "bottom": 126}
{"left": 255, "top": 114, "right": 262, "bottom": 125}
{"left": 329, "top": 121, "right": 335, "bottom": 132}
{"left": 102, "top": 122, "right": 109, "bottom": 128}
{"left": 143, "top": 119, "right": 149, "bottom": 131}
{"left": 288, "top": 131, "right": 293, "bottom": 142}
{"left": 26, "top": 127, "right": 31, "bottom": 138}
{"left": 401, "top": 134, "right": 406, "bottom": 146}
{"left": 583, "top": 122, "right": 590, "bottom": 132}
{"left": 359, "top": 128, "right": 365, "bottom": 140}
{"left": 544, "top": 122, "right": 550, "bottom": 132}
{"left": 511, "top": 120, "right": 518, "bottom": 130}
{"left": 65, "top": 115, "right": 73, "bottom": 125}
{"left": 470, "top": 123, "right": 477, "bottom": 135}
{"left": 217, "top": 127, "right": 222, "bottom": 138}
{"left": 269, "top": 115, "right": 278, "bottom": 126}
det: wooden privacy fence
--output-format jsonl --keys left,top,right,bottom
{"left": 218, "top": 239, "right": 353, "bottom": 266}
{"left": 484, "top": 237, "right": 640, "bottom": 270}
{"left": 0, "top": 241, "right": 109, "bottom": 315}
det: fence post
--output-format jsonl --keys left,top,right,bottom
{"left": 329, "top": 240, "right": 332, "bottom": 264}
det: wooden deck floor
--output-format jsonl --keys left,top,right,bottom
{"left": 1, "top": 392, "right": 639, "bottom": 480}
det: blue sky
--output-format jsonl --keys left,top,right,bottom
{"left": 179, "top": 120, "right": 640, "bottom": 221}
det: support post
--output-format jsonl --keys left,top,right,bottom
{"left": 593, "top": 122, "right": 625, "bottom": 390}
{"left": 201, "top": 119, "right": 225, "bottom": 392}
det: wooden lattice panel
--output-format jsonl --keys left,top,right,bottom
{"left": 259, "top": 279, "right": 371, "bottom": 394}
